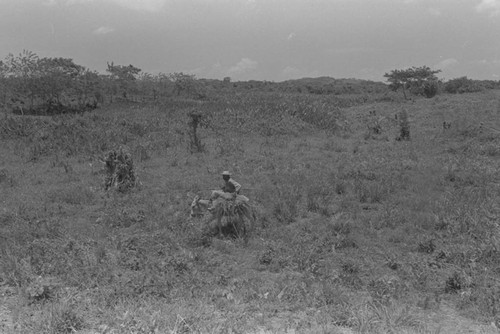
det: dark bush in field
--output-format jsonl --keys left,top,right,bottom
{"left": 104, "top": 147, "right": 137, "bottom": 192}
{"left": 444, "top": 77, "right": 483, "bottom": 94}
{"left": 423, "top": 80, "right": 439, "bottom": 98}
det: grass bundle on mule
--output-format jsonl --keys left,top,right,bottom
{"left": 209, "top": 197, "right": 254, "bottom": 237}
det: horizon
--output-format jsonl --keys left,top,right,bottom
{"left": 1, "top": 0, "right": 499, "bottom": 82}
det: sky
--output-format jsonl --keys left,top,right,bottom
{"left": 0, "top": 0, "right": 499, "bottom": 82}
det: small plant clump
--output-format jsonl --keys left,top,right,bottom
{"left": 187, "top": 109, "right": 205, "bottom": 153}
{"left": 444, "top": 271, "right": 472, "bottom": 294}
{"left": 52, "top": 308, "right": 85, "bottom": 334}
{"left": 104, "top": 147, "right": 137, "bottom": 192}
{"left": 396, "top": 109, "right": 410, "bottom": 141}
{"left": 423, "top": 80, "right": 439, "bottom": 98}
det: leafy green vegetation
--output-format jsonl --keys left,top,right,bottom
{"left": 1, "top": 54, "right": 500, "bottom": 333}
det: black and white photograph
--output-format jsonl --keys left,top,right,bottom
{"left": 1, "top": 0, "right": 500, "bottom": 333}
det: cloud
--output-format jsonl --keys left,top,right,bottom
{"left": 435, "top": 58, "right": 459, "bottom": 69}
{"left": 47, "top": 0, "right": 166, "bottom": 11}
{"left": 66, "top": 0, "right": 95, "bottom": 4}
{"left": 227, "top": 58, "right": 258, "bottom": 76}
{"left": 472, "top": 58, "right": 500, "bottom": 65}
{"left": 93, "top": 26, "right": 115, "bottom": 35}
{"left": 109, "top": 0, "right": 167, "bottom": 12}
{"left": 428, "top": 7, "right": 441, "bottom": 17}
{"left": 476, "top": 0, "right": 500, "bottom": 16}
{"left": 43, "top": 0, "right": 97, "bottom": 6}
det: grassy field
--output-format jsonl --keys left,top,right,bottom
{"left": 1, "top": 89, "right": 500, "bottom": 333}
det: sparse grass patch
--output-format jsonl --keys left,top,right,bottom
{"left": 46, "top": 185, "right": 96, "bottom": 205}
{"left": 263, "top": 172, "right": 304, "bottom": 223}
{"left": 338, "top": 259, "right": 363, "bottom": 289}
{"left": 354, "top": 179, "right": 390, "bottom": 204}
{"left": 50, "top": 306, "right": 86, "bottom": 334}
{"left": 367, "top": 276, "right": 409, "bottom": 305}
{"left": 17, "top": 301, "right": 86, "bottom": 334}
{"left": 417, "top": 238, "right": 436, "bottom": 254}
{"left": 350, "top": 301, "right": 424, "bottom": 334}
{"left": 306, "top": 183, "right": 334, "bottom": 216}
{"left": 459, "top": 276, "right": 500, "bottom": 319}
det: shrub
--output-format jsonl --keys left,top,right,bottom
{"left": 423, "top": 80, "right": 439, "bottom": 98}
{"left": 396, "top": 109, "right": 410, "bottom": 141}
{"left": 444, "top": 77, "right": 483, "bottom": 94}
{"left": 417, "top": 238, "right": 436, "bottom": 254}
{"left": 330, "top": 217, "right": 352, "bottom": 236}
{"left": 50, "top": 306, "right": 85, "bottom": 333}
{"left": 104, "top": 147, "right": 138, "bottom": 192}
{"left": 444, "top": 271, "right": 472, "bottom": 293}
{"left": 339, "top": 260, "right": 363, "bottom": 288}
{"left": 187, "top": 109, "right": 205, "bottom": 153}
{"left": 25, "top": 276, "right": 59, "bottom": 302}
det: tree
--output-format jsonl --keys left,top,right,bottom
{"left": 73, "top": 68, "right": 102, "bottom": 109}
{"left": 169, "top": 72, "right": 206, "bottom": 99}
{"left": 2, "top": 50, "right": 101, "bottom": 114}
{"left": 384, "top": 66, "right": 441, "bottom": 99}
{"left": 106, "top": 62, "right": 141, "bottom": 100}
{"left": 36, "top": 57, "right": 84, "bottom": 108}
{"left": 3, "top": 50, "right": 40, "bottom": 110}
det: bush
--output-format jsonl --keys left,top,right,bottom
{"left": 423, "top": 80, "right": 439, "bottom": 98}
{"left": 444, "top": 77, "right": 483, "bottom": 94}
{"left": 444, "top": 271, "right": 472, "bottom": 293}
{"left": 104, "top": 147, "right": 138, "bottom": 192}
{"left": 187, "top": 109, "right": 205, "bottom": 153}
{"left": 53, "top": 309, "right": 85, "bottom": 333}
{"left": 396, "top": 109, "right": 410, "bottom": 141}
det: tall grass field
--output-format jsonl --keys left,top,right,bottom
{"left": 1, "top": 88, "right": 500, "bottom": 333}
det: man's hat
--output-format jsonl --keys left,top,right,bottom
{"left": 222, "top": 171, "right": 231, "bottom": 176}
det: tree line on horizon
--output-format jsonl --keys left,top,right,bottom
{"left": 0, "top": 50, "right": 498, "bottom": 115}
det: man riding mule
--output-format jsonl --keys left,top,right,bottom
{"left": 208, "top": 171, "right": 244, "bottom": 207}
{"left": 190, "top": 171, "right": 254, "bottom": 236}
{"left": 190, "top": 171, "right": 248, "bottom": 216}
